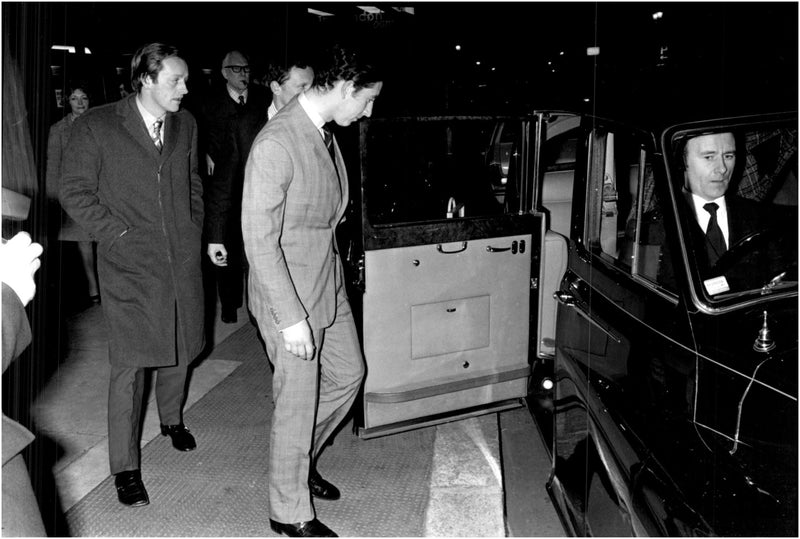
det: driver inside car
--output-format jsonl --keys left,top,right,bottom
{"left": 675, "top": 132, "right": 794, "bottom": 294}
{"left": 681, "top": 132, "right": 796, "bottom": 293}
{"left": 642, "top": 131, "right": 796, "bottom": 295}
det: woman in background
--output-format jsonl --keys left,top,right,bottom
{"left": 46, "top": 85, "right": 100, "bottom": 304}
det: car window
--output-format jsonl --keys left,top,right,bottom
{"left": 668, "top": 124, "right": 798, "bottom": 301}
{"left": 362, "top": 119, "right": 524, "bottom": 226}
{"left": 584, "top": 129, "right": 646, "bottom": 274}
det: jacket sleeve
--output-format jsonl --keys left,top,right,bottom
{"left": 241, "top": 137, "right": 307, "bottom": 330}
{"left": 59, "top": 116, "right": 128, "bottom": 242}
{"left": 2, "top": 283, "right": 36, "bottom": 466}
{"left": 204, "top": 123, "right": 238, "bottom": 243}
{"left": 2, "top": 284, "right": 31, "bottom": 374}
{"left": 189, "top": 115, "right": 204, "bottom": 228}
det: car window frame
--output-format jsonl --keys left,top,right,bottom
{"left": 660, "top": 112, "right": 798, "bottom": 314}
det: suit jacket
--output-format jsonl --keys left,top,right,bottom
{"left": 643, "top": 194, "right": 780, "bottom": 291}
{"left": 205, "top": 94, "right": 269, "bottom": 244}
{"left": 241, "top": 97, "right": 348, "bottom": 332}
{"left": 59, "top": 94, "right": 205, "bottom": 367}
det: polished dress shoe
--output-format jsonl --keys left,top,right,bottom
{"left": 269, "top": 518, "right": 337, "bottom": 537}
{"left": 114, "top": 470, "right": 149, "bottom": 507}
{"left": 309, "top": 470, "right": 340, "bottom": 500}
{"left": 160, "top": 423, "right": 197, "bottom": 451}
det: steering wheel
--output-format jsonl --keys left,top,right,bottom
{"left": 711, "top": 229, "right": 770, "bottom": 275}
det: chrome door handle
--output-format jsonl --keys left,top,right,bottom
{"left": 554, "top": 291, "right": 622, "bottom": 343}
{"left": 436, "top": 242, "right": 468, "bottom": 254}
{"left": 554, "top": 291, "right": 575, "bottom": 305}
{"left": 486, "top": 240, "right": 518, "bottom": 253}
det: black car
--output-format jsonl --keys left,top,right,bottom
{"left": 546, "top": 111, "right": 797, "bottom": 536}
{"left": 345, "top": 110, "right": 796, "bottom": 536}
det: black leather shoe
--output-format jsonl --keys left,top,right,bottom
{"left": 309, "top": 470, "right": 340, "bottom": 500}
{"left": 269, "top": 518, "right": 337, "bottom": 537}
{"left": 160, "top": 423, "right": 197, "bottom": 451}
{"left": 114, "top": 470, "right": 149, "bottom": 507}
{"left": 221, "top": 308, "right": 238, "bottom": 324}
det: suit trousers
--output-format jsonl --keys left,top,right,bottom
{"left": 107, "top": 358, "right": 188, "bottom": 474}
{"left": 264, "top": 289, "right": 365, "bottom": 524}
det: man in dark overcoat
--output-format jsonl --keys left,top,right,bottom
{"left": 201, "top": 49, "right": 270, "bottom": 324}
{"left": 60, "top": 43, "right": 205, "bottom": 507}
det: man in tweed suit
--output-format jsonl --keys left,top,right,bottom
{"left": 241, "top": 46, "right": 382, "bottom": 537}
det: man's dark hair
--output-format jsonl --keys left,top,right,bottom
{"left": 130, "top": 43, "right": 181, "bottom": 93}
{"left": 311, "top": 45, "right": 380, "bottom": 92}
{"left": 266, "top": 58, "right": 311, "bottom": 87}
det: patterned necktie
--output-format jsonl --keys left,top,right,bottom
{"left": 152, "top": 119, "right": 163, "bottom": 152}
{"left": 703, "top": 202, "right": 726, "bottom": 264}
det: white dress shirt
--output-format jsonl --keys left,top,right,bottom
{"left": 135, "top": 96, "right": 165, "bottom": 144}
{"left": 690, "top": 192, "right": 729, "bottom": 247}
{"left": 267, "top": 102, "right": 279, "bottom": 121}
{"left": 297, "top": 92, "right": 326, "bottom": 139}
{"left": 227, "top": 85, "right": 248, "bottom": 104}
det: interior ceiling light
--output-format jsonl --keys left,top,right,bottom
{"left": 357, "top": 6, "right": 382, "bottom": 14}
{"left": 308, "top": 8, "right": 334, "bottom": 16}
{"left": 51, "top": 45, "right": 76, "bottom": 53}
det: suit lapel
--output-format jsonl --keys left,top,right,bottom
{"left": 281, "top": 100, "right": 349, "bottom": 224}
{"left": 330, "top": 134, "right": 348, "bottom": 218}
{"left": 726, "top": 196, "right": 757, "bottom": 247}
{"left": 161, "top": 113, "right": 179, "bottom": 161}
{"left": 118, "top": 94, "right": 173, "bottom": 162}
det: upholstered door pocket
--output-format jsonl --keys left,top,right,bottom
{"left": 411, "top": 295, "right": 490, "bottom": 359}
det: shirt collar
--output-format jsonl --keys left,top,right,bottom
{"left": 690, "top": 192, "right": 727, "bottom": 217}
{"left": 227, "top": 85, "right": 248, "bottom": 103}
{"left": 298, "top": 92, "right": 326, "bottom": 135}
{"left": 135, "top": 95, "right": 164, "bottom": 129}
{"left": 267, "top": 101, "right": 278, "bottom": 121}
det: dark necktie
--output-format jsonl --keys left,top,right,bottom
{"left": 152, "top": 119, "right": 163, "bottom": 152}
{"left": 238, "top": 95, "right": 245, "bottom": 108}
{"left": 704, "top": 202, "right": 726, "bottom": 264}
{"left": 323, "top": 127, "right": 336, "bottom": 162}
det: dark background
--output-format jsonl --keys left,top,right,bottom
{"left": 17, "top": 2, "right": 800, "bottom": 125}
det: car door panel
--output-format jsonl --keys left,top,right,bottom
{"left": 355, "top": 117, "right": 539, "bottom": 437}
{"left": 362, "top": 234, "right": 532, "bottom": 431}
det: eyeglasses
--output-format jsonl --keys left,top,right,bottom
{"left": 224, "top": 65, "right": 250, "bottom": 74}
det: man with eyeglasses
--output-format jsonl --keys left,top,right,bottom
{"left": 207, "top": 58, "right": 315, "bottom": 301}
{"left": 200, "top": 49, "right": 269, "bottom": 325}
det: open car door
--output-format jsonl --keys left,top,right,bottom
{"left": 352, "top": 116, "right": 542, "bottom": 438}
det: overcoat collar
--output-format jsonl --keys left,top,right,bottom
{"left": 116, "top": 93, "right": 179, "bottom": 163}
